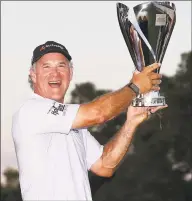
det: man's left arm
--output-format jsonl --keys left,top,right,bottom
{"left": 90, "top": 119, "right": 137, "bottom": 177}
{"left": 90, "top": 105, "right": 167, "bottom": 177}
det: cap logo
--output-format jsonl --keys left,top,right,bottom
{"left": 45, "top": 44, "right": 64, "bottom": 50}
{"left": 40, "top": 46, "right": 45, "bottom": 51}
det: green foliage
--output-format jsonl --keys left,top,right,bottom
{"left": 1, "top": 167, "right": 22, "bottom": 201}
{"left": 70, "top": 51, "right": 192, "bottom": 201}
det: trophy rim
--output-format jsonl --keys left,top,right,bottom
{"left": 133, "top": 1, "right": 176, "bottom": 12}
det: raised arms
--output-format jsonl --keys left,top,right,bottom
{"left": 72, "top": 63, "right": 162, "bottom": 129}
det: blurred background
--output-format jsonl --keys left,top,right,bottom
{"left": 1, "top": 1, "right": 191, "bottom": 200}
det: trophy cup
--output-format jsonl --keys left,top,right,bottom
{"left": 117, "top": 2, "right": 176, "bottom": 106}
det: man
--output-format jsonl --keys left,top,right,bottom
{"left": 12, "top": 41, "right": 165, "bottom": 200}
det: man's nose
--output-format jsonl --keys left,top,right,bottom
{"left": 51, "top": 67, "right": 59, "bottom": 74}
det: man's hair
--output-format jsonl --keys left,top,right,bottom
{"left": 28, "top": 61, "right": 73, "bottom": 90}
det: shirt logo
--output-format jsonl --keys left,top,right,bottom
{"left": 71, "top": 129, "right": 79, "bottom": 133}
{"left": 48, "top": 102, "right": 68, "bottom": 116}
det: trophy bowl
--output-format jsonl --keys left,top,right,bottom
{"left": 117, "top": 2, "right": 176, "bottom": 106}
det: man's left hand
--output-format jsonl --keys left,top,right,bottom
{"left": 126, "top": 104, "right": 168, "bottom": 127}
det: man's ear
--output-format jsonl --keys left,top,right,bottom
{"left": 70, "top": 67, "right": 73, "bottom": 81}
{"left": 30, "top": 68, "right": 37, "bottom": 84}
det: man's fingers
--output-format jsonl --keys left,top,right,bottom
{"left": 151, "top": 86, "right": 160, "bottom": 91}
{"left": 150, "top": 73, "right": 162, "bottom": 80}
{"left": 151, "top": 80, "right": 162, "bottom": 85}
{"left": 150, "top": 104, "right": 168, "bottom": 113}
{"left": 144, "top": 63, "right": 160, "bottom": 73}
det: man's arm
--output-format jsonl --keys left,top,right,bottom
{"left": 72, "top": 63, "right": 162, "bottom": 129}
{"left": 72, "top": 86, "right": 136, "bottom": 128}
{"left": 89, "top": 105, "right": 167, "bottom": 177}
{"left": 90, "top": 119, "right": 137, "bottom": 177}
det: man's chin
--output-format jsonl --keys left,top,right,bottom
{"left": 49, "top": 94, "right": 64, "bottom": 103}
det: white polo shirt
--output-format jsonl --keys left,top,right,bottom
{"left": 12, "top": 92, "right": 103, "bottom": 201}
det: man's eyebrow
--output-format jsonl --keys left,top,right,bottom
{"left": 58, "top": 62, "right": 67, "bottom": 65}
{"left": 42, "top": 61, "right": 67, "bottom": 66}
{"left": 42, "top": 62, "right": 51, "bottom": 66}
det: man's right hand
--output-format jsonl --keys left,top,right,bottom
{"left": 131, "top": 63, "right": 162, "bottom": 94}
{"left": 72, "top": 63, "right": 162, "bottom": 129}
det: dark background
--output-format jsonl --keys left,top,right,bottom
{"left": 1, "top": 51, "right": 192, "bottom": 201}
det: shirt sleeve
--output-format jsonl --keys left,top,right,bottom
{"left": 82, "top": 129, "right": 104, "bottom": 170}
{"left": 19, "top": 99, "right": 80, "bottom": 135}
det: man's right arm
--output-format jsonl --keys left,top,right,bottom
{"left": 17, "top": 64, "right": 161, "bottom": 135}
{"left": 72, "top": 63, "right": 162, "bottom": 129}
{"left": 72, "top": 85, "right": 136, "bottom": 128}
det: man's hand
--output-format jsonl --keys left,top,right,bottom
{"left": 72, "top": 62, "right": 162, "bottom": 130}
{"left": 131, "top": 63, "right": 162, "bottom": 94}
{"left": 90, "top": 104, "right": 168, "bottom": 177}
{"left": 126, "top": 104, "right": 168, "bottom": 128}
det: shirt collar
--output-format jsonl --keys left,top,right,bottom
{"left": 31, "top": 92, "right": 45, "bottom": 100}
{"left": 31, "top": 92, "right": 64, "bottom": 104}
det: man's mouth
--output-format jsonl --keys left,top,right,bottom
{"left": 48, "top": 80, "right": 61, "bottom": 88}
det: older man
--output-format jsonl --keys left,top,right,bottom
{"left": 12, "top": 41, "right": 165, "bottom": 200}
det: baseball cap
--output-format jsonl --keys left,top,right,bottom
{"left": 31, "top": 41, "right": 72, "bottom": 65}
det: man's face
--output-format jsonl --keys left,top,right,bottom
{"left": 30, "top": 53, "right": 72, "bottom": 103}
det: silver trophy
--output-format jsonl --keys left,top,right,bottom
{"left": 117, "top": 2, "right": 176, "bottom": 106}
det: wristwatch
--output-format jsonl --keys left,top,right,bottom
{"left": 127, "top": 82, "right": 140, "bottom": 96}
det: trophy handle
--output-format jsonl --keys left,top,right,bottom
{"left": 116, "top": 3, "right": 137, "bottom": 68}
{"left": 117, "top": 2, "right": 156, "bottom": 72}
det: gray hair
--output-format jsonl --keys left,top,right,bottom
{"left": 28, "top": 60, "right": 73, "bottom": 90}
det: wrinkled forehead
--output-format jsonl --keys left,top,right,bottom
{"left": 37, "top": 52, "right": 69, "bottom": 65}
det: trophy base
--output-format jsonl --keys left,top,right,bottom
{"left": 132, "top": 91, "right": 166, "bottom": 107}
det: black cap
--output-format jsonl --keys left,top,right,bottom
{"left": 31, "top": 41, "right": 72, "bottom": 65}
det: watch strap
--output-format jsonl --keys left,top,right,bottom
{"left": 127, "top": 82, "right": 140, "bottom": 96}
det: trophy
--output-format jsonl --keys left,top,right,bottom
{"left": 117, "top": 2, "right": 176, "bottom": 106}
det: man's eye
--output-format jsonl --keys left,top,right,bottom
{"left": 43, "top": 66, "right": 50, "bottom": 68}
{"left": 58, "top": 64, "right": 66, "bottom": 68}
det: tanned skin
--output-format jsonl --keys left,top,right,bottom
{"left": 30, "top": 53, "right": 162, "bottom": 129}
{"left": 90, "top": 105, "right": 168, "bottom": 177}
{"left": 72, "top": 63, "right": 162, "bottom": 128}
{"left": 30, "top": 52, "right": 165, "bottom": 177}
